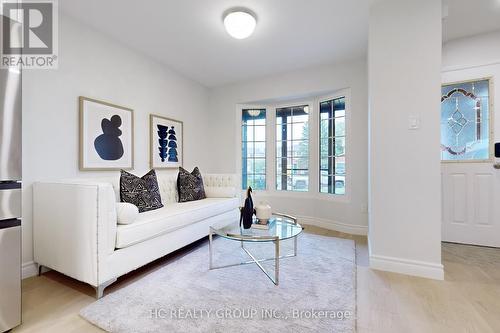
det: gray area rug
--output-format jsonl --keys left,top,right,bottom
{"left": 80, "top": 233, "right": 356, "bottom": 332}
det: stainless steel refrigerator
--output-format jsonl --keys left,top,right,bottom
{"left": 0, "top": 16, "right": 22, "bottom": 332}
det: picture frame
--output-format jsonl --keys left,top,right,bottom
{"left": 79, "top": 96, "right": 134, "bottom": 170}
{"left": 150, "top": 114, "right": 183, "bottom": 169}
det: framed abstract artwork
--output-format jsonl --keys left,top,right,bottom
{"left": 79, "top": 96, "right": 134, "bottom": 170}
{"left": 150, "top": 114, "right": 183, "bottom": 169}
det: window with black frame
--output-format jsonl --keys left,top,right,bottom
{"left": 241, "top": 109, "right": 266, "bottom": 190}
{"left": 276, "top": 105, "right": 309, "bottom": 191}
{"left": 319, "top": 97, "right": 346, "bottom": 195}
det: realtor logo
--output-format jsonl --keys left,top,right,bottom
{"left": 1, "top": 0, "right": 58, "bottom": 69}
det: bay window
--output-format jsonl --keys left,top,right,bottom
{"left": 240, "top": 93, "right": 347, "bottom": 196}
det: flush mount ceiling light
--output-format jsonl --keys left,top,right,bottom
{"left": 223, "top": 9, "right": 257, "bottom": 39}
{"left": 247, "top": 109, "right": 261, "bottom": 117}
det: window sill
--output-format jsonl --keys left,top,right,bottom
{"left": 441, "top": 158, "right": 492, "bottom": 164}
{"left": 241, "top": 189, "right": 351, "bottom": 204}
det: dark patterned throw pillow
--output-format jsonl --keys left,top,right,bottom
{"left": 120, "top": 169, "right": 163, "bottom": 213}
{"left": 177, "top": 167, "right": 206, "bottom": 202}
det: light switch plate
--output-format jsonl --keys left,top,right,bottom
{"left": 408, "top": 115, "right": 419, "bottom": 130}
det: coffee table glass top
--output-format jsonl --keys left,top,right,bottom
{"left": 212, "top": 214, "right": 303, "bottom": 242}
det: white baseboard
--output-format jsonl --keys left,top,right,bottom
{"left": 22, "top": 261, "right": 38, "bottom": 279}
{"left": 369, "top": 254, "right": 444, "bottom": 280}
{"left": 298, "top": 216, "right": 368, "bottom": 236}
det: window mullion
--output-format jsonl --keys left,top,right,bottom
{"left": 281, "top": 116, "right": 287, "bottom": 190}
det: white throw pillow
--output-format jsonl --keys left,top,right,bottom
{"left": 204, "top": 186, "right": 236, "bottom": 198}
{"left": 116, "top": 202, "right": 139, "bottom": 225}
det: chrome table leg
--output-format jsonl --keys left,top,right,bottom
{"left": 274, "top": 238, "right": 280, "bottom": 285}
{"left": 209, "top": 227, "right": 213, "bottom": 269}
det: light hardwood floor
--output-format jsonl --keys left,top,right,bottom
{"left": 13, "top": 226, "right": 500, "bottom": 333}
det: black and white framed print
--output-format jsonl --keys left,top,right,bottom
{"left": 79, "top": 96, "right": 134, "bottom": 170}
{"left": 150, "top": 114, "right": 183, "bottom": 169}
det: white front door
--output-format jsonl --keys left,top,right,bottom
{"left": 442, "top": 162, "right": 500, "bottom": 247}
{"left": 441, "top": 78, "right": 500, "bottom": 247}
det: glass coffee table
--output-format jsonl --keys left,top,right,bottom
{"left": 209, "top": 213, "right": 303, "bottom": 285}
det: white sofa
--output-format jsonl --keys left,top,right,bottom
{"left": 33, "top": 173, "right": 239, "bottom": 298}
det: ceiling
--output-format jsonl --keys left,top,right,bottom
{"left": 61, "top": 0, "right": 500, "bottom": 88}
{"left": 60, "top": 0, "right": 369, "bottom": 87}
{"left": 443, "top": 0, "right": 500, "bottom": 42}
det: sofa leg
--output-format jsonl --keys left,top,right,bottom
{"left": 38, "top": 264, "right": 50, "bottom": 276}
{"left": 95, "top": 278, "right": 117, "bottom": 299}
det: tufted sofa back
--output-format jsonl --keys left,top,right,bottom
{"left": 203, "top": 174, "right": 238, "bottom": 188}
{"left": 65, "top": 172, "right": 238, "bottom": 204}
{"left": 156, "top": 172, "right": 179, "bottom": 203}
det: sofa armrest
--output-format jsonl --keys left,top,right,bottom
{"left": 33, "top": 180, "right": 117, "bottom": 287}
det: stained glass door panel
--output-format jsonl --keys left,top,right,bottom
{"left": 440, "top": 79, "right": 490, "bottom": 161}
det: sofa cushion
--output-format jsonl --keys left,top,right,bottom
{"left": 177, "top": 167, "right": 206, "bottom": 202}
{"left": 120, "top": 170, "right": 163, "bottom": 212}
{"left": 116, "top": 202, "right": 139, "bottom": 225}
{"left": 115, "top": 197, "right": 239, "bottom": 249}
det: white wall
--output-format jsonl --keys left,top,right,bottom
{"left": 368, "top": 0, "right": 443, "bottom": 279}
{"left": 207, "top": 60, "right": 368, "bottom": 233}
{"left": 21, "top": 14, "right": 210, "bottom": 276}
{"left": 443, "top": 30, "right": 500, "bottom": 72}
